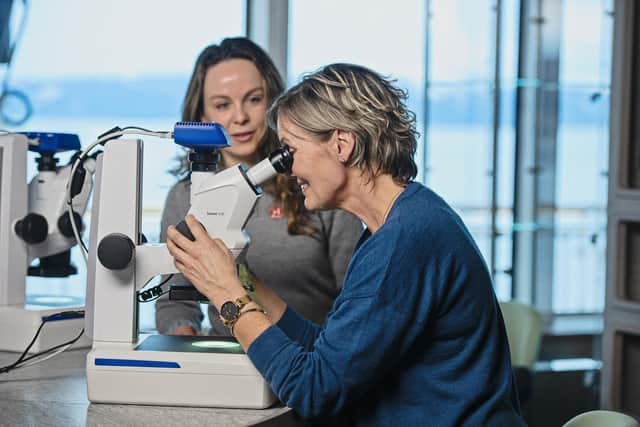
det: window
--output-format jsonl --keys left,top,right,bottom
{"left": 552, "top": 0, "right": 612, "bottom": 313}
{"left": 427, "top": 0, "right": 612, "bottom": 315}
{"left": 4, "top": 0, "right": 244, "bottom": 330}
{"left": 513, "top": 0, "right": 612, "bottom": 314}
{"left": 4, "top": 0, "right": 615, "bottom": 328}
{"left": 289, "top": 0, "right": 612, "bottom": 316}
{"left": 288, "top": 0, "right": 427, "bottom": 179}
{"left": 425, "top": 0, "right": 520, "bottom": 301}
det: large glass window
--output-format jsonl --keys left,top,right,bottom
{"left": 425, "top": 0, "right": 519, "bottom": 300}
{"left": 552, "top": 0, "right": 612, "bottom": 313}
{"left": 288, "top": 0, "right": 427, "bottom": 179}
{"left": 428, "top": 0, "right": 612, "bottom": 315}
{"left": 3, "top": 0, "right": 244, "bottom": 330}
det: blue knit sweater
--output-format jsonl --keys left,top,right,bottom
{"left": 248, "top": 182, "right": 525, "bottom": 426}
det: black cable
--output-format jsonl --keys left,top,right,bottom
{"left": 13, "top": 327, "right": 85, "bottom": 366}
{"left": 137, "top": 274, "right": 174, "bottom": 302}
{"left": 65, "top": 150, "right": 100, "bottom": 255}
{"left": 0, "top": 326, "right": 84, "bottom": 374}
{"left": 63, "top": 199, "right": 89, "bottom": 253}
{"left": 0, "top": 310, "right": 85, "bottom": 374}
{"left": 2, "top": 319, "right": 47, "bottom": 372}
{"left": 119, "top": 126, "right": 157, "bottom": 132}
{"left": 95, "top": 126, "right": 163, "bottom": 144}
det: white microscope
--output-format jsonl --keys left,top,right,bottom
{"left": 0, "top": 132, "right": 94, "bottom": 353}
{"left": 85, "top": 122, "right": 292, "bottom": 408}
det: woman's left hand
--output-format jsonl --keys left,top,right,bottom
{"left": 166, "top": 214, "right": 245, "bottom": 309}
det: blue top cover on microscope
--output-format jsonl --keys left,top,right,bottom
{"left": 20, "top": 132, "right": 81, "bottom": 153}
{"left": 173, "top": 122, "right": 231, "bottom": 150}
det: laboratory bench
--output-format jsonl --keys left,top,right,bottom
{"left": 0, "top": 348, "right": 302, "bottom": 427}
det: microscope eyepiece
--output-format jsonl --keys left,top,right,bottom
{"left": 268, "top": 146, "right": 293, "bottom": 174}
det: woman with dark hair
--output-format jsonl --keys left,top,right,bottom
{"left": 167, "top": 63, "right": 526, "bottom": 426}
{"left": 155, "top": 38, "right": 362, "bottom": 336}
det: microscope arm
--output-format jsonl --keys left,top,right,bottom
{"left": 134, "top": 244, "right": 178, "bottom": 291}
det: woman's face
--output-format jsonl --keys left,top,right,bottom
{"left": 201, "top": 58, "right": 268, "bottom": 166}
{"left": 277, "top": 115, "right": 347, "bottom": 211}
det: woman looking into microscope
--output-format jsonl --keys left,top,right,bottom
{"left": 166, "top": 63, "right": 525, "bottom": 426}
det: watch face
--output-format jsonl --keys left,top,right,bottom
{"left": 220, "top": 301, "right": 240, "bottom": 321}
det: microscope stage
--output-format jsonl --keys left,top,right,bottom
{"left": 134, "top": 334, "right": 245, "bottom": 354}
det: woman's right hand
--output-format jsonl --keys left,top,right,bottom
{"left": 169, "top": 324, "right": 199, "bottom": 336}
{"left": 166, "top": 214, "right": 247, "bottom": 310}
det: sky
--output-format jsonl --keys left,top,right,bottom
{"left": 7, "top": 0, "right": 610, "bottom": 85}
{"left": 10, "top": 0, "right": 244, "bottom": 79}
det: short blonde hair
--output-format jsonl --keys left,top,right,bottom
{"left": 268, "top": 63, "right": 418, "bottom": 184}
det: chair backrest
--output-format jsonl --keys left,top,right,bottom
{"left": 498, "top": 301, "right": 543, "bottom": 368}
{"left": 562, "top": 410, "right": 640, "bottom": 427}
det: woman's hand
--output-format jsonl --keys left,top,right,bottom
{"left": 166, "top": 214, "right": 246, "bottom": 310}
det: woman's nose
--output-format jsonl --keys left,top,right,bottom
{"left": 232, "top": 104, "right": 249, "bottom": 124}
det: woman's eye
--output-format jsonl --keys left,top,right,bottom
{"left": 248, "top": 96, "right": 263, "bottom": 104}
{"left": 214, "top": 103, "right": 229, "bottom": 110}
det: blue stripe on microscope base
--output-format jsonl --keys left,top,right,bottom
{"left": 95, "top": 358, "right": 181, "bottom": 368}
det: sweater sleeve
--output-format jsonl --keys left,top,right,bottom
{"left": 274, "top": 305, "right": 322, "bottom": 351}
{"left": 154, "top": 181, "right": 204, "bottom": 334}
{"left": 318, "top": 210, "right": 363, "bottom": 291}
{"left": 247, "top": 225, "right": 436, "bottom": 419}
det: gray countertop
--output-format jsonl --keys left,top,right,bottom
{"left": 0, "top": 348, "right": 301, "bottom": 427}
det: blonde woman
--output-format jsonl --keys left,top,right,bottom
{"left": 167, "top": 63, "right": 524, "bottom": 426}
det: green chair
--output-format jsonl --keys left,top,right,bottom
{"left": 499, "top": 301, "right": 543, "bottom": 404}
{"left": 562, "top": 410, "right": 639, "bottom": 427}
{"left": 499, "top": 301, "right": 543, "bottom": 367}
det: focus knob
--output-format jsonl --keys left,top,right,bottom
{"left": 58, "top": 211, "right": 84, "bottom": 238}
{"left": 175, "top": 220, "right": 195, "bottom": 241}
{"left": 97, "top": 233, "right": 134, "bottom": 270}
{"left": 15, "top": 213, "right": 48, "bottom": 244}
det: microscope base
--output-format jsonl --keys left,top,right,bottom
{"left": 86, "top": 337, "right": 277, "bottom": 408}
{"left": 0, "top": 305, "right": 90, "bottom": 353}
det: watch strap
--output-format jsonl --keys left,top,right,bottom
{"left": 229, "top": 307, "right": 267, "bottom": 336}
{"left": 235, "top": 294, "right": 252, "bottom": 309}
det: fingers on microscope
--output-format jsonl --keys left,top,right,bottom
{"left": 185, "top": 214, "right": 207, "bottom": 237}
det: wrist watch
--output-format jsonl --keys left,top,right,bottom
{"left": 220, "top": 294, "right": 253, "bottom": 328}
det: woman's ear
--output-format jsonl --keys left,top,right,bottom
{"left": 333, "top": 129, "right": 356, "bottom": 164}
